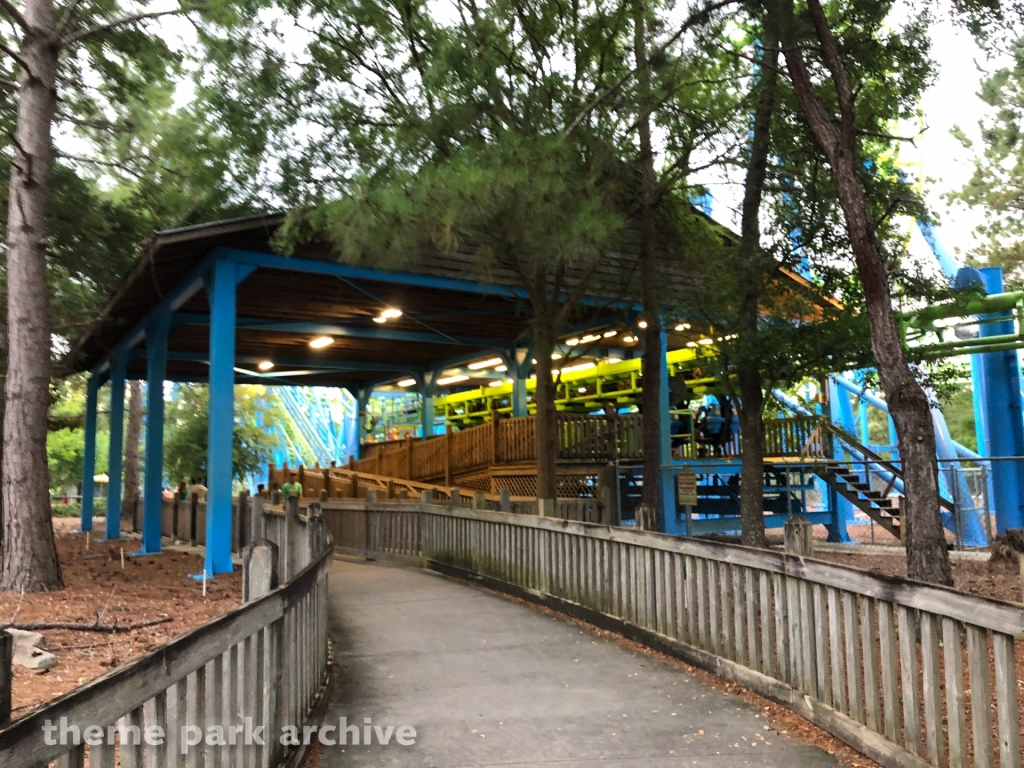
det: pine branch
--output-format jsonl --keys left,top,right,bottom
{"left": 563, "top": 0, "right": 739, "bottom": 136}
{"left": 0, "top": 0, "right": 28, "bottom": 33}
{"left": 62, "top": 7, "right": 197, "bottom": 47}
{"left": 2, "top": 615, "right": 172, "bottom": 633}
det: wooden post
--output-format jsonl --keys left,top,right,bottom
{"left": 350, "top": 472, "right": 359, "bottom": 498}
{"left": 242, "top": 540, "right": 280, "bottom": 602}
{"left": 298, "top": 464, "right": 306, "bottom": 495}
{"left": 251, "top": 495, "right": 265, "bottom": 544}
{"left": 270, "top": 489, "right": 282, "bottom": 505}
{"left": 190, "top": 492, "right": 199, "bottom": 546}
{"left": 421, "top": 489, "right": 433, "bottom": 504}
{"left": 348, "top": 455, "right": 355, "bottom": 471}
{"left": 451, "top": 488, "right": 461, "bottom": 507}
{"left": 237, "top": 490, "right": 250, "bottom": 552}
{"left": 386, "top": 479, "right": 396, "bottom": 499}
{"left": 784, "top": 516, "right": 814, "bottom": 557}
{"left": 491, "top": 406, "right": 501, "bottom": 465}
{"left": 406, "top": 436, "right": 414, "bottom": 479}
{"left": 366, "top": 490, "right": 378, "bottom": 504}
{"left": 171, "top": 497, "right": 179, "bottom": 542}
{"left": 319, "top": 489, "right": 328, "bottom": 501}
{"left": 307, "top": 502, "right": 327, "bottom": 557}
{"left": 285, "top": 496, "right": 298, "bottom": 581}
{"left": 445, "top": 425, "right": 453, "bottom": 486}
{"left": 0, "top": 629, "right": 12, "bottom": 726}
{"left": 473, "top": 492, "right": 486, "bottom": 510}
{"left": 324, "top": 470, "right": 332, "bottom": 498}
{"left": 376, "top": 451, "right": 383, "bottom": 477}
{"left": 499, "top": 488, "right": 511, "bottom": 513}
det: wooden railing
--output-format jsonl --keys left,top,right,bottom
{"left": 323, "top": 500, "right": 1023, "bottom": 768}
{"left": 0, "top": 503, "right": 333, "bottom": 768}
{"left": 270, "top": 414, "right": 830, "bottom": 490}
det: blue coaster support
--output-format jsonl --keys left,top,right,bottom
{"left": 105, "top": 347, "right": 127, "bottom": 541}
{"left": 506, "top": 347, "right": 532, "bottom": 418}
{"left": 202, "top": 258, "right": 238, "bottom": 577}
{"left": 355, "top": 387, "right": 372, "bottom": 458}
{"left": 653, "top": 330, "right": 674, "bottom": 532}
{"left": 140, "top": 309, "right": 170, "bottom": 555}
{"left": 978, "top": 267, "right": 1024, "bottom": 532}
{"left": 419, "top": 371, "right": 437, "bottom": 437}
{"left": 79, "top": 372, "right": 101, "bottom": 533}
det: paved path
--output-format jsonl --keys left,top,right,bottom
{"left": 314, "top": 558, "right": 839, "bottom": 768}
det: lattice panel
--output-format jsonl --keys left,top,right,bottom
{"left": 452, "top": 470, "right": 493, "bottom": 493}
{"left": 487, "top": 472, "right": 600, "bottom": 498}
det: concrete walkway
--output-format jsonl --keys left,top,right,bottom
{"left": 314, "top": 558, "right": 839, "bottom": 768}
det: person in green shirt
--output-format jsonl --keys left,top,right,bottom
{"left": 281, "top": 472, "right": 303, "bottom": 501}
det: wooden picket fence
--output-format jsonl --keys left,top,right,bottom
{"left": 317, "top": 499, "right": 1023, "bottom": 768}
{"left": 0, "top": 502, "right": 332, "bottom": 768}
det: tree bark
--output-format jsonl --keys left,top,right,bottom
{"left": 0, "top": 0, "right": 64, "bottom": 592}
{"left": 768, "top": 0, "right": 952, "bottom": 584}
{"left": 736, "top": 31, "right": 779, "bottom": 549}
{"left": 534, "top": 322, "right": 559, "bottom": 505}
{"left": 634, "top": 0, "right": 664, "bottom": 526}
{"left": 122, "top": 380, "right": 143, "bottom": 524}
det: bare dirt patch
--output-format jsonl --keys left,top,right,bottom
{"left": 0, "top": 518, "right": 242, "bottom": 718}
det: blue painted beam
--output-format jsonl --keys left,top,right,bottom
{"left": 978, "top": 267, "right": 1024, "bottom": 532}
{"left": 174, "top": 313, "right": 511, "bottom": 349}
{"left": 95, "top": 253, "right": 216, "bottom": 374}
{"left": 105, "top": 349, "right": 127, "bottom": 540}
{"left": 79, "top": 374, "right": 100, "bottom": 533}
{"left": 162, "top": 349, "right": 420, "bottom": 374}
{"left": 215, "top": 247, "right": 643, "bottom": 312}
{"left": 140, "top": 310, "right": 170, "bottom": 555}
{"left": 203, "top": 259, "right": 237, "bottom": 577}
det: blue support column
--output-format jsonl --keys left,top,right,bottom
{"left": 202, "top": 259, "right": 237, "bottom": 577}
{"left": 139, "top": 311, "right": 169, "bottom": 555}
{"left": 508, "top": 347, "right": 531, "bottom": 418}
{"left": 105, "top": 349, "right": 127, "bottom": 541}
{"left": 978, "top": 267, "right": 1024, "bottom": 532}
{"left": 355, "top": 387, "right": 371, "bottom": 457}
{"left": 655, "top": 331, "right": 674, "bottom": 532}
{"left": 420, "top": 372, "right": 437, "bottom": 437}
{"left": 826, "top": 377, "right": 854, "bottom": 542}
{"left": 79, "top": 373, "right": 101, "bottom": 533}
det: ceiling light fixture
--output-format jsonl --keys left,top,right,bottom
{"left": 560, "top": 362, "right": 597, "bottom": 374}
{"left": 258, "top": 361, "right": 275, "bottom": 371}
{"left": 373, "top": 316, "right": 387, "bottom": 324}
{"left": 438, "top": 374, "right": 469, "bottom": 386}
{"left": 698, "top": 338, "right": 714, "bottom": 345}
{"left": 603, "top": 330, "right": 617, "bottom": 338}
{"left": 397, "top": 378, "right": 417, "bottom": 387}
{"left": 566, "top": 338, "right": 580, "bottom": 346}
{"left": 581, "top": 334, "right": 601, "bottom": 343}
{"left": 309, "top": 336, "right": 334, "bottom": 349}
{"left": 495, "top": 364, "right": 508, "bottom": 372}
{"left": 607, "top": 356, "right": 622, "bottom": 364}
{"left": 488, "top": 380, "right": 504, "bottom": 388}
{"left": 468, "top": 357, "right": 504, "bottom": 370}
{"left": 674, "top": 322, "right": 691, "bottom": 331}
{"left": 551, "top": 353, "right": 562, "bottom": 360}
{"left": 622, "top": 335, "right": 636, "bottom": 344}
{"left": 638, "top": 320, "right": 648, "bottom": 329}
{"left": 380, "top": 308, "right": 403, "bottom": 319}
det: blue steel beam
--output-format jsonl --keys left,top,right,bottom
{"left": 162, "top": 350, "right": 421, "bottom": 374}
{"left": 140, "top": 310, "right": 170, "bottom": 555}
{"left": 203, "top": 259, "right": 237, "bottom": 577}
{"left": 173, "top": 312, "right": 512, "bottom": 349}
{"left": 215, "top": 247, "right": 643, "bottom": 312}
{"left": 105, "top": 349, "right": 127, "bottom": 540}
{"left": 79, "top": 374, "right": 100, "bottom": 534}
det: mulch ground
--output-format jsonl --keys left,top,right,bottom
{"left": 0, "top": 518, "right": 242, "bottom": 718}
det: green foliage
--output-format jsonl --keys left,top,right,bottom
{"left": 163, "top": 384, "right": 285, "bottom": 484}
{"left": 939, "top": 382, "right": 979, "bottom": 452}
{"left": 47, "top": 375, "right": 109, "bottom": 491}
{"left": 950, "top": 36, "right": 1024, "bottom": 288}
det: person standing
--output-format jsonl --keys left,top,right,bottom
{"left": 281, "top": 471, "right": 303, "bottom": 501}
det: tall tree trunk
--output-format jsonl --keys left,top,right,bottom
{"left": 534, "top": 322, "right": 559, "bottom": 507}
{"left": 736, "top": 31, "right": 779, "bottom": 549}
{"left": 769, "top": 0, "right": 952, "bottom": 584}
{"left": 634, "top": 0, "right": 663, "bottom": 529}
{"left": 0, "top": 0, "right": 63, "bottom": 592}
{"left": 122, "top": 380, "right": 143, "bottom": 527}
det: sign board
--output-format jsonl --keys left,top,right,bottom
{"left": 676, "top": 470, "right": 698, "bottom": 507}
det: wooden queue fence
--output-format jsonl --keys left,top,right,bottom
{"left": 269, "top": 413, "right": 830, "bottom": 494}
{"left": 318, "top": 498, "right": 1022, "bottom": 768}
{"left": 0, "top": 499, "right": 333, "bottom": 768}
